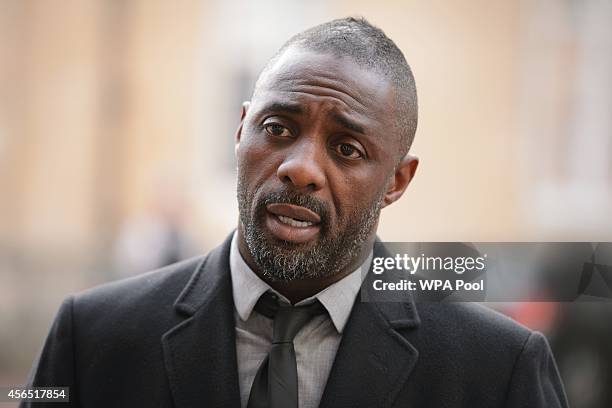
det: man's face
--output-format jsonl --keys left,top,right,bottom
{"left": 236, "top": 47, "right": 408, "bottom": 282}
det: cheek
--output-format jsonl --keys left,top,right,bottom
{"left": 237, "top": 132, "right": 279, "bottom": 188}
{"left": 328, "top": 169, "right": 388, "bottom": 221}
{"left": 328, "top": 176, "right": 367, "bottom": 217}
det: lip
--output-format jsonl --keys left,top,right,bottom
{"left": 264, "top": 203, "right": 321, "bottom": 244}
{"left": 265, "top": 212, "right": 321, "bottom": 243}
{"left": 266, "top": 203, "right": 321, "bottom": 224}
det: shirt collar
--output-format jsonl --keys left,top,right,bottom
{"left": 229, "top": 231, "right": 372, "bottom": 334}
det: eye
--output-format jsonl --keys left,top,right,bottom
{"left": 264, "top": 122, "right": 292, "bottom": 138}
{"left": 335, "top": 143, "right": 364, "bottom": 159}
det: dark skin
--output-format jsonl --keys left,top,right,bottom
{"left": 235, "top": 47, "right": 418, "bottom": 303}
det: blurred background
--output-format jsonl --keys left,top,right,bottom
{"left": 0, "top": 0, "right": 611, "bottom": 407}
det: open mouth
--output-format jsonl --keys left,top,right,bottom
{"left": 277, "top": 215, "right": 314, "bottom": 228}
{"left": 264, "top": 203, "right": 322, "bottom": 243}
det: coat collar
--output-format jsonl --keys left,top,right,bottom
{"left": 172, "top": 233, "right": 234, "bottom": 316}
{"left": 319, "top": 240, "right": 420, "bottom": 408}
{"left": 162, "top": 232, "right": 242, "bottom": 408}
{"left": 162, "top": 232, "right": 420, "bottom": 408}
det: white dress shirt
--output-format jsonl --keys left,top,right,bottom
{"left": 229, "top": 232, "right": 371, "bottom": 408}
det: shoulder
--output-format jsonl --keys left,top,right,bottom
{"left": 412, "top": 302, "right": 536, "bottom": 373}
{"left": 66, "top": 255, "right": 207, "bottom": 335}
{"left": 398, "top": 303, "right": 566, "bottom": 406}
{"left": 73, "top": 255, "right": 206, "bottom": 312}
{"left": 404, "top": 302, "right": 557, "bottom": 398}
{"left": 417, "top": 301, "right": 531, "bottom": 345}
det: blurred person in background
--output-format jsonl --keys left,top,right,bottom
{"left": 112, "top": 177, "right": 196, "bottom": 277}
{"left": 22, "top": 17, "right": 568, "bottom": 408}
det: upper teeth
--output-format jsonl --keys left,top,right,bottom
{"left": 278, "top": 215, "right": 313, "bottom": 228}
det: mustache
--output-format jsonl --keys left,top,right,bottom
{"left": 257, "top": 188, "right": 330, "bottom": 224}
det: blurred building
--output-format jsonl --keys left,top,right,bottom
{"left": 0, "top": 0, "right": 610, "bottom": 403}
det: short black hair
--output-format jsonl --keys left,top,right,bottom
{"left": 254, "top": 17, "right": 418, "bottom": 158}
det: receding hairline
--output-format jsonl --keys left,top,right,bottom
{"left": 253, "top": 45, "right": 393, "bottom": 93}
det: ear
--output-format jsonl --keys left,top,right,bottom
{"left": 382, "top": 154, "right": 419, "bottom": 208}
{"left": 234, "top": 101, "right": 250, "bottom": 154}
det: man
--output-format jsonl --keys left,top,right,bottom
{"left": 24, "top": 18, "right": 568, "bottom": 407}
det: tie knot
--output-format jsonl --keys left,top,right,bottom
{"left": 254, "top": 292, "right": 326, "bottom": 343}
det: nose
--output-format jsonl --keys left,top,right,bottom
{"left": 276, "top": 140, "right": 326, "bottom": 191}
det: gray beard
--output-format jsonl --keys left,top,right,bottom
{"left": 237, "top": 177, "right": 384, "bottom": 282}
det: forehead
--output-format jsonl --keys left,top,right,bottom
{"left": 253, "top": 48, "right": 396, "bottom": 125}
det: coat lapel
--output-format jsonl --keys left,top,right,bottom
{"left": 161, "top": 234, "right": 241, "bottom": 408}
{"left": 160, "top": 235, "right": 420, "bottom": 408}
{"left": 319, "top": 244, "right": 421, "bottom": 408}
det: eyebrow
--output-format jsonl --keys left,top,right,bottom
{"left": 260, "top": 101, "right": 304, "bottom": 115}
{"left": 259, "top": 100, "right": 366, "bottom": 135}
{"left": 331, "top": 113, "right": 365, "bottom": 135}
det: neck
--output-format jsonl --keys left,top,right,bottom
{"left": 237, "top": 227, "right": 374, "bottom": 304}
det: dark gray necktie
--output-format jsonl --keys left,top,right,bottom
{"left": 247, "top": 292, "right": 325, "bottom": 408}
